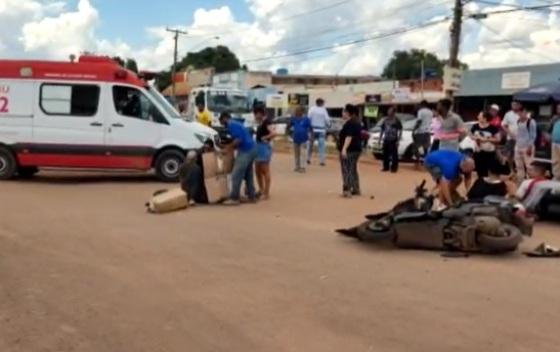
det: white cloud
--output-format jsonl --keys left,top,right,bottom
{"left": 20, "top": 0, "right": 98, "bottom": 58}
{"left": 1, "top": 0, "right": 560, "bottom": 75}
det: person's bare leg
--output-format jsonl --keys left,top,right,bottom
{"left": 255, "top": 163, "right": 264, "bottom": 195}
{"left": 263, "top": 164, "right": 271, "bottom": 199}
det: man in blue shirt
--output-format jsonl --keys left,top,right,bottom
{"left": 219, "top": 112, "right": 257, "bottom": 205}
{"left": 424, "top": 150, "right": 475, "bottom": 207}
{"left": 289, "top": 107, "right": 312, "bottom": 172}
{"left": 550, "top": 104, "right": 560, "bottom": 181}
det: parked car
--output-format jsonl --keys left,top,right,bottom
{"left": 368, "top": 119, "right": 476, "bottom": 161}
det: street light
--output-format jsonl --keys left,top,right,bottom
{"left": 189, "top": 36, "right": 221, "bottom": 52}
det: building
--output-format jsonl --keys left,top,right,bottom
{"left": 161, "top": 67, "right": 214, "bottom": 106}
{"left": 212, "top": 70, "right": 272, "bottom": 90}
{"left": 455, "top": 63, "right": 560, "bottom": 120}
{"left": 271, "top": 73, "right": 379, "bottom": 91}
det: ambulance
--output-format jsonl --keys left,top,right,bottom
{"left": 0, "top": 55, "right": 219, "bottom": 182}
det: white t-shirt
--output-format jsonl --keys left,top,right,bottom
{"left": 502, "top": 111, "right": 520, "bottom": 140}
{"left": 516, "top": 179, "right": 560, "bottom": 212}
{"left": 308, "top": 106, "right": 331, "bottom": 132}
{"left": 414, "top": 108, "right": 434, "bottom": 134}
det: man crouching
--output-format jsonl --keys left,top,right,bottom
{"left": 424, "top": 150, "right": 475, "bottom": 207}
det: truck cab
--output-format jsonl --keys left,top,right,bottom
{"left": 187, "top": 87, "right": 254, "bottom": 128}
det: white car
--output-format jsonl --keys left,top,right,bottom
{"left": 368, "top": 120, "right": 476, "bottom": 160}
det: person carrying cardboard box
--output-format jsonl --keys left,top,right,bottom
{"left": 219, "top": 112, "right": 258, "bottom": 206}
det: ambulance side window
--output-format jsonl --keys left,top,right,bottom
{"left": 40, "top": 84, "right": 100, "bottom": 116}
{"left": 112, "top": 86, "right": 165, "bottom": 123}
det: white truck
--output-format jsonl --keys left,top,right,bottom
{"left": 0, "top": 55, "right": 218, "bottom": 182}
{"left": 187, "top": 87, "right": 254, "bottom": 128}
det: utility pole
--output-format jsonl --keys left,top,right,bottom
{"left": 166, "top": 28, "right": 188, "bottom": 103}
{"left": 446, "top": 0, "right": 464, "bottom": 98}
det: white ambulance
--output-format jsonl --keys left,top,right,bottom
{"left": 0, "top": 55, "right": 218, "bottom": 182}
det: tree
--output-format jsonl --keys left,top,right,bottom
{"left": 381, "top": 49, "right": 468, "bottom": 80}
{"left": 111, "top": 56, "right": 125, "bottom": 67}
{"left": 156, "top": 45, "right": 241, "bottom": 91}
{"left": 125, "top": 58, "right": 139, "bottom": 73}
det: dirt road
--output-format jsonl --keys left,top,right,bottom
{"left": 1, "top": 154, "right": 559, "bottom": 352}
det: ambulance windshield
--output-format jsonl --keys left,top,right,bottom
{"left": 146, "top": 86, "right": 181, "bottom": 119}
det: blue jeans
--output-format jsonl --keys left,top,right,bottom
{"left": 308, "top": 131, "right": 326, "bottom": 164}
{"left": 230, "top": 146, "right": 257, "bottom": 201}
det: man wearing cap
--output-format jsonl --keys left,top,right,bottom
{"left": 489, "top": 104, "right": 502, "bottom": 129}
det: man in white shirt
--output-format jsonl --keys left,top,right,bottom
{"left": 501, "top": 100, "right": 522, "bottom": 166}
{"left": 412, "top": 100, "right": 434, "bottom": 162}
{"left": 307, "top": 98, "right": 331, "bottom": 166}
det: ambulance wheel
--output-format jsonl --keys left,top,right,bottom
{"left": 0, "top": 147, "right": 17, "bottom": 180}
{"left": 155, "top": 150, "right": 184, "bottom": 182}
{"left": 18, "top": 167, "right": 39, "bottom": 179}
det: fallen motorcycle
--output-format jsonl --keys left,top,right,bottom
{"left": 336, "top": 181, "right": 533, "bottom": 254}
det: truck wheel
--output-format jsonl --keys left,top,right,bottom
{"left": 0, "top": 147, "right": 17, "bottom": 180}
{"left": 155, "top": 150, "right": 184, "bottom": 182}
{"left": 478, "top": 224, "right": 523, "bottom": 253}
{"left": 18, "top": 167, "right": 39, "bottom": 179}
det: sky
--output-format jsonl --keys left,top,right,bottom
{"left": 1, "top": 0, "right": 560, "bottom": 75}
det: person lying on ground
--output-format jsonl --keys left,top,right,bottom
{"left": 179, "top": 151, "right": 208, "bottom": 206}
{"left": 516, "top": 162, "right": 560, "bottom": 213}
{"left": 467, "top": 162, "right": 512, "bottom": 202}
{"left": 424, "top": 149, "right": 475, "bottom": 207}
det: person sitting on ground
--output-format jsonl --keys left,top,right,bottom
{"left": 516, "top": 162, "right": 560, "bottom": 213}
{"left": 467, "top": 162, "right": 512, "bottom": 202}
{"left": 179, "top": 151, "right": 208, "bottom": 206}
{"left": 424, "top": 149, "right": 475, "bottom": 207}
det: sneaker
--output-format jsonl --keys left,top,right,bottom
{"left": 352, "top": 190, "right": 361, "bottom": 196}
{"left": 391, "top": 169, "right": 398, "bottom": 173}
{"left": 222, "top": 199, "right": 241, "bottom": 206}
{"left": 342, "top": 191, "right": 352, "bottom": 198}
{"left": 381, "top": 169, "right": 389, "bottom": 172}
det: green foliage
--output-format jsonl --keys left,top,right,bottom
{"left": 381, "top": 49, "right": 468, "bottom": 80}
{"left": 125, "top": 58, "right": 139, "bottom": 73}
{"left": 156, "top": 46, "right": 241, "bottom": 91}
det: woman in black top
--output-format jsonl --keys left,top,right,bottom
{"left": 338, "top": 104, "right": 363, "bottom": 197}
{"left": 254, "top": 106, "right": 276, "bottom": 200}
{"left": 470, "top": 111, "right": 500, "bottom": 178}
{"left": 467, "top": 162, "right": 509, "bottom": 201}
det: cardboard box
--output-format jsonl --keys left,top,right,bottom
{"left": 202, "top": 152, "right": 219, "bottom": 178}
{"left": 219, "top": 149, "right": 234, "bottom": 174}
{"left": 205, "top": 175, "right": 228, "bottom": 204}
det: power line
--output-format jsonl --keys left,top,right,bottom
{"left": 255, "top": 0, "right": 452, "bottom": 56}
{"left": 467, "top": 2, "right": 560, "bottom": 18}
{"left": 477, "top": 21, "right": 558, "bottom": 61}
{"left": 270, "top": 0, "right": 355, "bottom": 22}
{"left": 243, "top": 17, "right": 450, "bottom": 63}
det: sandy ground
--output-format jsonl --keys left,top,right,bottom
{"left": 1, "top": 153, "right": 559, "bottom": 352}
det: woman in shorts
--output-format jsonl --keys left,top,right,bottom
{"left": 254, "top": 106, "right": 276, "bottom": 200}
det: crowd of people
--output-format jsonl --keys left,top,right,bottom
{"left": 183, "top": 96, "right": 560, "bottom": 215}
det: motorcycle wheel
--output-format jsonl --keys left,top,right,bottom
{"left": 356, "top": 221, "right": 394, "bottom": 242}
{"left": 478, "top": 224, "right": 523, "bottom": 253}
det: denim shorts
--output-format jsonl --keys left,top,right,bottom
{"left": 256, "top": 142, "right": 272, "bottom": 163}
